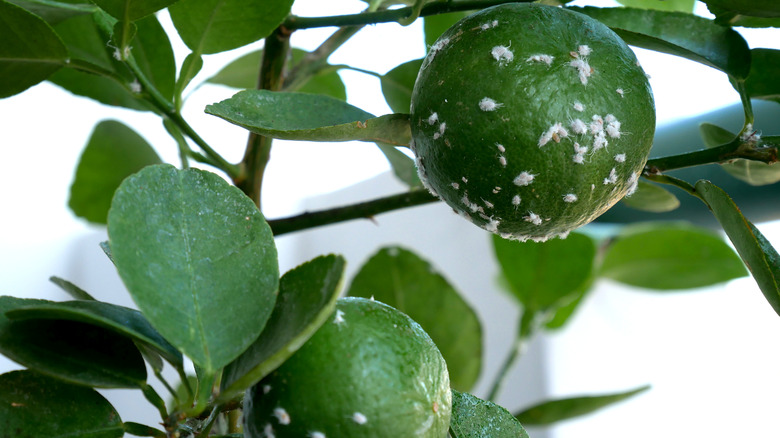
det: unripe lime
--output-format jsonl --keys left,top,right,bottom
{"left": 410, "top": 3, "right": 655, "bottom": 242}
{"left": 243, "top": 297, "right": 452, "bottom": 438}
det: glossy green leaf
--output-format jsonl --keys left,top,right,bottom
{"left": 49, "top": 276, "right": 96, "bottom": 300}
{"left": 423, "top": 11, "right": 469, "bottom": 50}
{"left": 702, "top": 0, "right": 780, "bottom": 24}
{"left": 376, "top": 142, "right": 422, "bottom": 188}
{"left": 50, "top": 68, "right": 154, "bottom": 110}
{"left": 616, "top": 0, "right": 694, "bottom": 13}
{"left": 348, "top": 247, "right": 482, "bottom": 392}
{"left": 600, "top": 223, "right": 747, "bottom": 290}
{"left": 169, "top": 0, "right": 294, "bottom": 55}
{"left": 207, "top": 49, "right": 347, "bottom": 100}
{"left": 739, "top": 48, "right": 780, "bottom": 104}
{"left": 450, "top": 390, "right": 529, "bottom": 438}
{"left": 206, "top": 90, "right": 411, "bottom": 146}
{"left": 570, "top": 6, "right": 751, "bottom": 79}
{"left": 90, "top": 0, "right": 177, "bottom": 21}
{"left": 174, "top": 52, "right": 202, "bottom": 104}
{"left": 69, "top": 120, "right": 162, "bottom": 224}
{"left": 493, "top": 233, "right": 595, "bottom": 313}
{"left": 107, "top": 165, "right": 279, "bottom": 372}
{"left": 0, "top": 296, "right": 147, "bottom": 388}
{"left": 545, "top": 288, "right": 588, "bottom": 330}
{"left": 620, "top": 181, "right": 681, "bottom": 212}
{"left": 99, "top": 240, "right": 114, "bottom": 263}
{"left": 0, "top": 370, "right": 124, "bottom": 438}
{"left": 515, "top": 385, "right": 650, "bottom": 426}
{"left": 700, "top": 122, "right": 780, "bottom": 186}
{"left": 219, "top": 254, "right": 345, "bottom": 402}
{"left": 695, "top": 180, "right": 780, "bottom": 316}
{"left": 380, "top": 58, "right": 423, "bottom": 113}
{"left": 7, "top": 299, "right": 183, "bottom": 368}
{"left": 130, "top": 14, "right": 176, "bottom": 100}
{"left": 0, "top": 0, "right": 67, "bottom": 98}
{"left": 6, "top": 0, "right": 97, "bottom": 25}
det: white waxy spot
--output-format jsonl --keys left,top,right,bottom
{"left": 485, "top": 218, "right": 500, "bottom": 232}
{"left": 462, "top": 177, "right": 468, "bottom": 183}
{"left": 491, "top": 45, "right": 514, "bottom": 64}
{"left": 578, "top": 45, "right": 592, "bottom": 56}
{"left": 616, "top": 88, "right": 624, "bottom": 97}
{"left": 480, "top": 20, "right": 499, "bottom": 30}
{"left": 526, "top": 54, "right": 554, "bottom": 65}
{"left": 263, "top": 385, "right": 272, "bottom": 394}
{"left": 273, "top": 408, "right": 291, "bottom": 425}
{"left": 496, "top": 143, "right": 506, "bottom": 153}
{"left": 626, "top": 172, "right": 640, "bottom": 195}
{"left": 333, "top": 309, "right": 345, "bottom": 325}
{"left": 129, "top": 80, "right": 141, "bottom": 93}
{"left": 605, "top": 115, "right": 621, "bottom": 138}
{"left": 352, "top": 412, "right": 368, "bottom": 425}
{"left": 573, "top": 102, "right": 585, "bottom": 112}
{"left": 479, "top": 97, "right": 503, "bottom": 111}
{"left": 433, "top": 132, "right": 440, "bottom": 140}
{"left": 265, "top": 424, "right": 276, "bottom": 438}
{"left": 513, "top": 171, "right": 536, "bottom": 186}
{"left": 429, "top": 38, "right": 450, "bottom": 57}
{"left": 615, "top": 153, "right": 626, "bottom": 163}
{"left": 427, "top": 112, "right": 438, "bottom": 125}
{"left": 483, "top": 199, "right": 494, "bottom": 209}
{"left": 590, "top": 115, "right": 604, "bottom": 135}
{"left": 741, "top": 123, "right": 761, "bottom": 143}
{"left": 512, "top": 195, "right": 521, "bottom": 206}
{"left": 591, "top": 184, "right": 596, "bottom": 191}
{"left": 493, "top": 187, "right": 501, "bottom": 194}
{"left": 451, "top": 182, "right": 460, "bottom": 190}
{"left": 310, "top": 432, "right": 326, "bottom": 438}
{"left": 499, "top": 156, "right": 507, "bottom": 167}
{"left": 593, "top": 131, "right": 608, "bottom": 151}
{"left": 570, "top": 119, "right": 587, "bottom": 135}
{"left": 603, "top": 168, "right": 618, "bottom": 185}
{"left": 524, "top": 212, "right": 542, "bottom": 225}
{"left": 539, "top": 123, "right": 568, "bottom": 147}
{"left": 569, "top": 59, "right": 592, "bottom": 85}
{"left": 439, "top": 122, "right": 446, "bottom": 135}
{"left": 563, "top": 194, "right": 578, "bottom": 203}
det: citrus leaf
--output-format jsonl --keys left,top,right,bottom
{"left": 600, "top": 223, "right": 747, "bottom": 290}
{"left": 616, "top": 0, "right": 694, "bottom": 13}
{"left": 7, "top": 299, "right": 183, "bottom": 368}
{"left": 219, "top": 254, "right": 345, "bottom": 402}
{"left": 90, "top": 0, "right": 176, "bottom": 21}
{"left": 50, "top": 68, "right": 153, "bottom": 110}
{"left": 206, "top": 90, "right": 411, "bottom": 146}
{"left": 738, "top": 48, "right": 780, "bottom": 104}
{"left": 621, "top": 181, "right": 680, "bottom": 212}
{"left": 107, "top": 165, "right": 279, "bottom": 372}
{"left": 130, "top": 13, "right": 176, "bottom": 100}
{"left": 69, "top": 120, "right": 162, "bottom": 224}
{"left": 49, "top": 276, "right": 96, "bottom": 300}
{"left": 702, "top": 0, "right": 780, "bottom": 23}
{"left": 492, "top": 233, "right": 595, "bottom": 313}
{"left": 376, "top": 142, "right": 422, "bottom": 188}
{"left": 515, "top": 385, "right": 650, "bottom": 426}
{"left": 174, "top": 52, "right": 202, "bottom": 103}
{"left": 695, "top": 180, "right": 780, "bottom": 316}
{"left": 700, "top": 122, "right": 780, "bottom": 186}
{"left": 0, "top": 370, "right": 124, "bottom": 438}
{"left": 545, "top": 288, "right": 588, "bottom": 330}
{"left": 347, "top": 247, "right": 482, "bottom": 392}
{"left": 0, "top": 296, "right": 147, "bottom": 388}
{"left": 169, "top": 0, "right": 294, "bottom": 55}
{"left": 380, "top": 58, "right": 422, "bottom": 113}
{"left": 207, "top": 49, "right": 347, "bottom": 100}
{"left": 570, "top": 6, "right": 751, "bottom": 79}
{"left": 0, "top": 0, "right": 67, "bottom": 98}
{"left": 450, "top": 390, "right": 529, "bottom": 438}
{"left": 6, "top": 0, "right": 97, "bottom": 25}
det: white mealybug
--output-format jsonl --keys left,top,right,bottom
{"left": 483, "top": 199, "right": 494, "bottom": 209}
{"left": 352, "top": 412, "right": 368, "bottom": 425}
{"left": 590, "top": 115, "right": 604, "bottom": 135}
{"left": 570, "top": 119, "right": 587, "bottom": 135}
{"left": 563, "top": 193, "right": 578, "bottom": 203}
{"left": 451, "top": 182, "right": 460, "bottom": 190}
{"left": 539, "top": 123, "right": 568, "bottom": 147}
{"left": 569, "top": 59, "right": 592, "bottom": 85}
{"left": 493, "top": 186, "right": 502, "bottom": 194}
{"left": 524, "top": 212, "right": 542, "bottom": 225}
{"left": 593, "top": 131, "right": 608, "bottom": 151}
{"left": 614, "top": 153, "right": 626, "bottom": 163}
{"left": 485, "top": 218, "right": 500, "bottom": 232}
{"left": 427, "top": 112, "right": 439, "bottom": 125}
{"left": 626, "top": 172, "right": 640, "bottom": 195}
{"left": 573, "top": 102, "right": 585, "bottom": 112}
{"left": 526, "top": 54, "right": 554, "bottom": 65}
{"left": 499, "top": 156, "right": 507, "bottom": 167}
{"left": 603, "top": 168, "right": 618, "bottom": 185}
{"left": 429, "top": 37, "right": 450, "bottom": 58}
{"left": 605, "top": 114, "right": 621, "bottom": 138}
{"left": 572, "top": 142, "right": 588, "bottom": 164}
{"left": 462, "top": 176, "right": 468, "bottom": 183}
{"left": 479, "top": 97, "right": 503, "bottom": 111}
{"left": 496, "top": 143, "right": 506, "bottom": 153}
{"left": 265, "top": 424, "right": 276, "bottom": 438}
{"left": 129, "top": 80, "right": 142, "bottom": 93}
{"left": 578, "top": 45, "right": 592, "bottom": 57}
{"left": 273, "top": 408, "right": 291, "bottom": 425}
{"left": 439, "top": 122, "right": 447, "bottom": 135}
{"left": 512, "top": 194, "right": 521, "bottom": 206}
{"left": 513, "top": 171, "right": 536, "bottom": 186}
{"left": 333, "top": 309, "right": 345, "bottom": 325}
{"left": 263, "top": 385, "right": 272, "bottom": 394}
{"left": 491, "top": 45, "right": 514, "bottom": 64}
{"left": 616, "top": 88, "right": 625, "bottom": 97}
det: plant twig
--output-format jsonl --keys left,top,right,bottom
{"left": 284, "top": 26, "right": 364, "bottom": 92}
{"left": 487, "top": 311, "right": 536, "bottom": 402}
{"left": 644, "top": 138, "right": 778, "bottom": 173}
{"left": 268, "top": 189, "right": 439, "bottom": 235}
{"left": 283, "top": 0, "right": 534, "bottom": 30}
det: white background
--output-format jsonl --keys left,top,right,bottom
{"left": 1, "top": 0, "right": 779, "bottom": 437}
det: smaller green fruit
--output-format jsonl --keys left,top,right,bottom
{"left": 243, "top": 297, "right": 452, "bottom": 438}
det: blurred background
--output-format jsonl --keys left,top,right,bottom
{"left": 1, "top": 0, "right": 779, "bottom": 436}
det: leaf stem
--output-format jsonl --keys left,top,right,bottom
{"left": 282, "top": 0, "right": 533, "bottom": 30}
{"left": 141, "top": 383, "right": 169, "bottom": 420}
{"left": 268, "top": 189, "right": 439, "bottom": 235}
{"left": 642, "top": 173, "right": 703, "bottom": 202}
{"left": 486, "top": 311, "right": 537, "bottom": 402}
{"left": 236, "top": 27, "right": 291, "bottom": 208}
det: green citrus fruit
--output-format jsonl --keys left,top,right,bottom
{"left": 243, "top": 297, "right": 452, "bottom": 438}
{"left": 410, "top": 3, "right": 655, "bottom": 242}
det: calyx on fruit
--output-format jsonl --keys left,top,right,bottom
{"left": 243, "top": 297, "right": 452, "bottom": 438}
{"left": 410, "top": 3, "right": 656, "bottom": 242}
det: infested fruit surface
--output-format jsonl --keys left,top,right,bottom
{"left": 410, "top": 3, "right": 655, "bottom": 241}
{"left": 243, "top": 297, "right": 451, "bottom": 438}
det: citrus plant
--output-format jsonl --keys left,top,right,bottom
{"left": 0, "top": 0, "right": 779, "bottom": 437}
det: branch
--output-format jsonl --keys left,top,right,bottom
{"left": 645, "top": 136, "right": 779, "bottom": 173}
{"left": 282, "top": 0, "right": 534, "bottom": 30}
{"left": 268, "top": 189, "right": 439, "bottom": 235}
